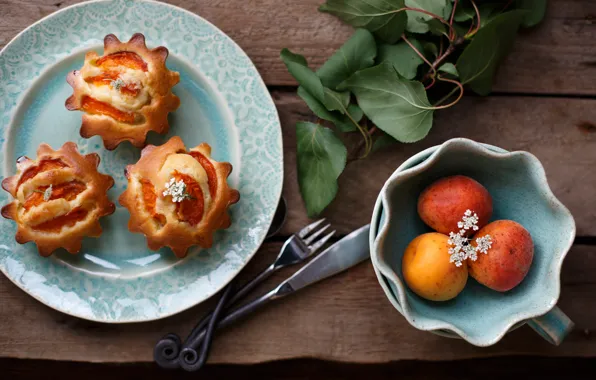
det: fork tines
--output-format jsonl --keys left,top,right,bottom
{"left": 298, "top": 218, "right": 336, "bottom": 253}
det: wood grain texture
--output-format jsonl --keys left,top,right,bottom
{"left": 0, "top": 243, "right": 595, "bottom": 363}
{"left": 2, "top": 0, "right": 596, "bottom": 365}
{"left": 1, "top": 0, "right": 596, "bottom": 94}
{"left": 275, "top": 92, "right": 596, "bottom": 236}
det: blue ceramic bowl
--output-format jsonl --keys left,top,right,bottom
{"left": 370, "top": 138, "right": 576, "bottom": 346}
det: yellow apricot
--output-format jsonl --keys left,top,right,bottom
{"left": 402, "top": 232, "right": 468, "bottom": 301}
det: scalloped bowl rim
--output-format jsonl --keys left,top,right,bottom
{"left": 369, "top": 138, "right": 576, "bottom": 346}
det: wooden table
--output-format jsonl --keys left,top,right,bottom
{"left": 2, "top": 0, "right": 596, "bottom": 377}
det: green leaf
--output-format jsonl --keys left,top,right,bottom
{"left": 516, "top": 0, "right": 547, "bottom": 27}
{"left": 478, "top": 3, "right": 500, "bottom": 28}
{"left": 372, "top": 133, "right": 398, "bottom": 152}
{"left": 317, "top": 29, "right": 377, "bottom": 90}
{"left": 425, "top": 18, "right": 448, "bottom": 36}
{"left": 456, "top": 10, "right": 526, "bottom": 95}
{"left": 281, "top": 48, "right": 351, "bottom": 113}
{"left": 280, "top": 48, "right": 325, "bottom": 101}
{"left": 438, "top": 62, "right": 458, "bottom": 77}
{"left": 377, "top": 38, "right": 424, "bottom": 80}
{"left": 452, "top": 23, "right": 469, "bottom": 38}
{"left": 319, "top": 0, "right": 407, "bottom": 44}
{"left": 323, "top": 88, "right": 351, "bottom": 113}
{"left": 423, "top": 42, "right": 438, "bottom": 58}
{"left": 296, "top": 122, "right": 347, "bottom": 217}
{"left": 338, "top": 62, "right": 434, "bottom": 143}
{"left": 454, "top": 3, "right": 475, "bottom": 21}
{"left": 297, "top": 87, "right": 363, "bottom": 132}
{"left": 347, "top": 104, "right": 364, "bottom": 124}
{"left": 405, "top": 0, "right": 452, "bottom": 34}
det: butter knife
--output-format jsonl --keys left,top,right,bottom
{"left": 178, "top": 224, "right": 370, "bottom": 369}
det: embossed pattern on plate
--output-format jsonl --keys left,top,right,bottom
{"left": 0, "top": 0, "right": 283, "bottom": 322}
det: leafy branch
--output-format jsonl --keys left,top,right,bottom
{"left": 282, "top": 0, "right": 548, "bottom": 217}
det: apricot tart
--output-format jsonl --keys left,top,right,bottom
{"left": 65, "top": 33, "right": 180, "bottom": 150}
{"left": 119, "top": 136, "right": 240, "bottom": 257}
{"left": 1, "top": 142, "right": 115, "bottom": 256}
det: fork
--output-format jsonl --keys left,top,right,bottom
{"left": 154, "top": 219, "right": 335, "bottom": 369}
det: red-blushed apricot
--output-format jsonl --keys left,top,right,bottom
{"left": 469, "top": 220, "right": 534, "bottom": 292}
{"left": 417, "top": 175, "right": 492, "bottom": 236}
{"left": 402, "top": 232, "right": 468, "bottom": 301}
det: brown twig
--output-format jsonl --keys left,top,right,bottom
{"left": 425, "top": 77, "right": 436, "bottom": 90}
{"left": 467, "top": 0, "right": 481, "bottom": 37}
{"left": 402, "top": 34, "right": 436, "bottom": 76}
{"left": 408, "top": 7, "right": 456, "bottom": 39}
{"left": 348, "top": 123, "right": 379, "bottom": 162}
{"left": 421, "top": 36, "right": 465, "bottom": 83}
{"left": 449, "top": 0, "right": 458, "bottom": 40}
{"left": 432, "top": 76, "right": 464, "bottom": 109}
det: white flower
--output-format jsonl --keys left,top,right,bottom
{"left": 447, "top": 209, "right": 492, "bottom": 266}
{"left": 475, "top": 235, "right": 493, "bottom": 255}
{"left": 448, "top": 231, "right": 467, "bottom": 249}
{"left": 110, "top": 78, "right": 125, "bottom": 90}
{"left": 460, "top": 209, "right": 479, "bottom": 232}
{"left": 43, "top": 185, "right": 53, "bottom": 201}
{"left": 162, "top": 178, "right": 191, "bottom": 203}
{"left": 465, "top": 244, "right": 478, "bottom": 262}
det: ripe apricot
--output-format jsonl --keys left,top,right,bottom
{"left": 469, "top": 220, "right": 534, "bottom": 292}
{"left": 402, "top": 232, "right": 468, "bottom": 301}
{"left": 418, "top": 175, "right": 492, "bottom": 236}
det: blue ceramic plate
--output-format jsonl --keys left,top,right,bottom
{"left": 0, "top": 0, "right": 283, "bottom": 322}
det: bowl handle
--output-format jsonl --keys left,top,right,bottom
{"left": 527, "top": 306, "right": 574, "bottom": 345}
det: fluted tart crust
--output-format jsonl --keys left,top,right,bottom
{"left": 119, "top": 136, "right": 240, "bottom": 257}
{"left": 66, "top": 33, "right": 180, "bottom": 150}
{"left": 1, "top": 142, "right": 115, "bottom": 256}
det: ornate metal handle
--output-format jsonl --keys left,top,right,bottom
{"left": 179, "top": 283, "right": 293, "bottom": 371}
{"left": 154, "top": 263, "right": 278, "bottom": 370}
{"left": 182, "top": 263, "right": 277, "bottom": 347}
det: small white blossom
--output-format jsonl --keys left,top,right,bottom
{"left": 460, "top": 209, "right": 480, "bottom": 232}
{"left": 447, "top": 209, "right": 492, "bottom": 266}
{"left": 475, "top": 235, "right": 493, "bottom": 255}
{"left": 466, "top": 245, "right": 478, "bottom": 262}
{"left": 447, "top": 231, "right": 466, "bottom": 249}
{"left": 110, "top": 78, "right": 125, "bottom": 90}
{"left": 162, "top": 178, "right": 191, "bottom": 203}
{"left": 43, "top": 185, "right": 53, "bottom": 201}
{"left": 449, "top": 250, "right": 466, "bottom": 267}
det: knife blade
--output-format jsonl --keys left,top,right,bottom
{"left": 183, "top": 224, "right": 371, "bottom": 349}
{"left": 282, "top": 223, "right": 370, "bottom": 293}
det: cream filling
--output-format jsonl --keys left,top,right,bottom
{"left": 157, "top": 153, "right": 212, "bottom": 216}
{"left": 19, "top": 198, "right": 71, "bottom": 226}
{"left": 16, "top": 169, "right": 75, "bottom": 203}
{"left": 79, "top": 65, "right": 150, "bottom": 111}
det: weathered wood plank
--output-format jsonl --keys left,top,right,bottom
{"left": 275, "top": 92, "right": 596, "bottom": 236}
{"left": 0, "top": 243, "right": 594, "bottom": 363}
{"left": 1, "top": 1, "right": 596, "bottom": 94}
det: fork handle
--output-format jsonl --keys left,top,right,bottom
{"left": 229, "top": 263, "right": 277, "bottom": 306}
{"left": 183, "top": 282, "right": 293, "bottom": 353}
{"left": 182, "top": 263, "right": 277, "bottom": 346}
